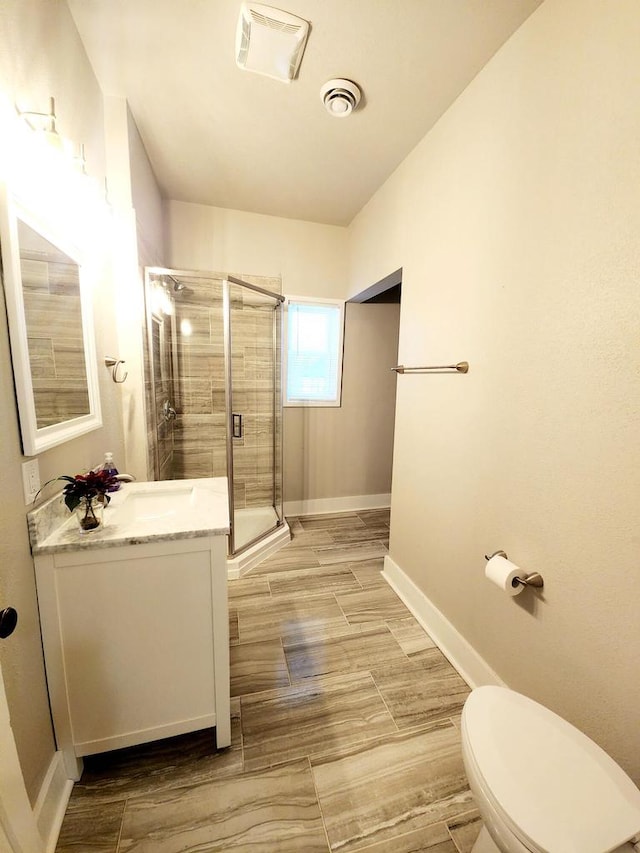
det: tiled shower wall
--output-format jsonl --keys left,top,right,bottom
{"left": 145, "top": 273, "right": 282, "bottom": 510}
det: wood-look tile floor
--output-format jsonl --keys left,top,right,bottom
{"left": 55, "top": 510, "right": 482, "bottom": 853}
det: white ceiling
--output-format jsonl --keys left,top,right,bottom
{"left": 68, "top": 0, "right": 543, "bottom": 226}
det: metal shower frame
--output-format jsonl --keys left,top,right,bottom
{"left": 144, "top": 267, "right": 285, "bottom": 558}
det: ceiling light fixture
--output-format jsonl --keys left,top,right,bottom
{"left": 236, "top": 3, "right": 310, "bottom": 83}
{"left": 320, "top": 79, "right": 362, "bottom": 118}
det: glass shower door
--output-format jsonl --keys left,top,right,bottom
{"left": 224, "top": 277, "right": 283, "bottom": 555}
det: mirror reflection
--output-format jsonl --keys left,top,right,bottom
{"left": 18, "top": 220, "right": 90, "bottom": 428}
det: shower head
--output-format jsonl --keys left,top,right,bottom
{"left": 166, "top": 275, "right": 186, "bottom": 293}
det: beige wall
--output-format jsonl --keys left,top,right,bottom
{"left": 166, "top": 201, "right": 398, "bottom": 506}
{"left": 349, "top": 0, "right": 640, "bottom": 782}
{"left": 128, "top": 107, "right": 165, "bottom": 268}
{"left": 0, "top": 0, "right": 125, "bottom": 800}
{"left": 166, "top": 201, "right": 348, "bottom": 298}
{"left": 109, "top": 101, "right": 166, "bottom": 481}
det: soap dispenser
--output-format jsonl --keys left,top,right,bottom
{"left": 102, "top": 452, "right": 121, "bottom": 491}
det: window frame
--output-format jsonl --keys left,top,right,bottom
{"left": 283, "top": 295, "right": 345, "bottom": 408}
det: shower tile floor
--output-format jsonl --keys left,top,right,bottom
{"left": 55, "top": 510, "right": 482, "bottom": 853}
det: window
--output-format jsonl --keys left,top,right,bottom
{"left": 284, "top": 297, "right": 345, "bottom": 406}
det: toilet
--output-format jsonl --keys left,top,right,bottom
{"left": 461, "top": 686, "right": 640, "bottom": 853}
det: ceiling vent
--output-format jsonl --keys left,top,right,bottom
{"left": 320, "top": 79, "right": 362, "bottom": 118}
{"left": 236, "top": 3, "right": 310, "bottom": 83}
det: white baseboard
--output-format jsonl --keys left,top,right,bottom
{"left": 283, "top": 493, "right": 391, "bottom": 518}
{"left": 34, "top": 751, "right": 73, "bottom": 853}
{"left": 382, "top": 554, "right": 505, "bottom": 690}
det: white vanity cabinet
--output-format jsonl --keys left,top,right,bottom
{"left": 33, "top": 512, "right": 230, "bottom": 781}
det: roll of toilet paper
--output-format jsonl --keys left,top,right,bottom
{"left": 485, "top": 554, "right": 525, "bottom": 596}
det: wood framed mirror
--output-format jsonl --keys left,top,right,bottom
{"left": 0, "top": 183, "right": 102, "bottom": 455}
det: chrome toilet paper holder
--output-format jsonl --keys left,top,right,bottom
{"left": 484, "top": 550, "right": 544, "bottom": 589}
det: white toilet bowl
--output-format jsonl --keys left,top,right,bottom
{"left": 461, "top": 686, "right": 640, "bottom": 853}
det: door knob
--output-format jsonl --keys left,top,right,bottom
{"left": 0, "top": 608, "right": 18, "bottom": 639}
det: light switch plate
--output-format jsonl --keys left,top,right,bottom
{"left": 22, "top": 459, "right": 41, "bottom": 505}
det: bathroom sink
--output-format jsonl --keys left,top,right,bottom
{"left": 29, "top": 477, "right": 230, "bottom": 554}
{"left": 98, "top": 479, "right": 230, "bottom": 542}
{"left": 116, "top": 485, "right": 202, "bottom": 522}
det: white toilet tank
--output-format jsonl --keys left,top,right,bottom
{"left": 462, "top": 686, "right": 640, "bottom": 853}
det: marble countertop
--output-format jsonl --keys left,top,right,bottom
{"left": 29, "top": 477, "right": 230, "bottom": 555}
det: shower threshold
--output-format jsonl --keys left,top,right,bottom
{"left": 227, "top": 506, "right": 290, "bottom": 578}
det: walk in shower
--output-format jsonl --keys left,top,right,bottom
{"left": 144, "top": 267, "right": 286, "bottom": 562}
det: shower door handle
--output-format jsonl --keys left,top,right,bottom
{"left": 163, "top": 400, "right": 177, "bottom": 422}
{"left": 232, "top": 413, "right": 243, "bottom": 439}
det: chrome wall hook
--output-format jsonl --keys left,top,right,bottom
{"left": 104, "top": 357, "right": 128, "bottom": 384}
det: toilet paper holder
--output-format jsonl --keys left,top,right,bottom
{"left": 484, "top": 550, "right": 544, "bottom": 588}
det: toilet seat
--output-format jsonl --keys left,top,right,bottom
{"left": 462, "top": 686, "right": 640, "bottom": 853}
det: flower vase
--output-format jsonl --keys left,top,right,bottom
{"left": 74, "top": 496, "right": 103, "bottom": 533}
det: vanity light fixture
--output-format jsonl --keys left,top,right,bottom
{"left": 18, "top": 97, "right": 64, "bottom": 149}
{"left": 18, "top": 96, "right": 85, "bottom": 170}
{"left": 74, "top": 143, "right": 87, "bottom": 175}
{"left": 18, "top": 96, "right": 57, "bottom": 131}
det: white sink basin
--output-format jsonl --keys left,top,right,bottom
{"left": 102, "top": 479, "right": 230, "bottom": 539}
{"left": 117, "top": 485, "right": 200, "bottom": 522}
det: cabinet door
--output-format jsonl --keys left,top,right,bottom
{"left": 55, "top": 542, "right": 217, "bottom": 755}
